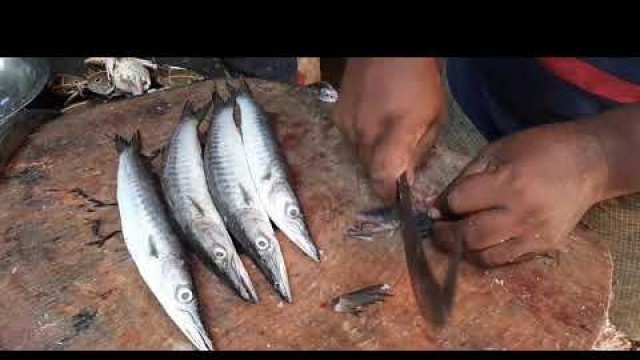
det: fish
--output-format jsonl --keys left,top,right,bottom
{"left": 330, "top": 283, "right": 393, "bottom": 315}
{"left": 162, "top": 100, "right": 258, "bottom": 304}
{"left": 115, "top": 131, "right": 213, "bottom": 351}
{"left": 203, "top": 90, "right": 292, "bottom": 302}
{"left": 233, "top": 80, "right": 321, "bottom": 262}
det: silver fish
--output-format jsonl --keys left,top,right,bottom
{"left": 115, "top": 131, "right": 213, "bottom": 351}
{"left": 203, "top": 91, "right": 292, "bottom": 302}
{"left": 163, "top": 100, "right": 258, "bottom": 304}
{"left": 234, "top": 81, "right": 321, "bottom": 262}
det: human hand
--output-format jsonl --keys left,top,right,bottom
{"left": 430, "top": 122, "right": 608, "bottom": 267}
{"left": 332, "top": 57, "right": 445, "bottom": 204}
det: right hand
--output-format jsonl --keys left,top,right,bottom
{"left": 332, "top": 58, "right": 446, "bottom": 204}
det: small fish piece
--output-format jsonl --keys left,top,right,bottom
{"left": 115, "top": 131, "right": 213, "bottom": 351}
{"left": 86, "top": 57, "right": 155, "bottom": 96}
{"left": 86, "top": 71, "right": 115, "bottom": 97}
{"left": 344, "top": 207, "right": 401, "bottom": 241}
{"left": 163, "top": 100, "right": 258, "bottom": 303}
{"left": 303, "top": 81, "right": 339, "bottom": 103}
{"left": 344, "top": 207, "right": 433, "bottom": 242}
{"left": 49, "top": 73, "right": 88, "bottom": 105}
{"left": 234, "top": 79, "right": 321, "bottom": 262}
{"left": 204, "top": 91, "right": 292, "bottom": 302}
{"left": 330, "top": 283, "right": 393, "bottom": 315}
{"left": 153, "top": 65, "right": 206, "bottom": 88}
{"left": 49, "top": 73, "right": 88, "bottom": 97}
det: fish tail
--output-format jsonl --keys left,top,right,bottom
{"left": 234, "top": 76, "right": 253, "bottom": 96}
{"left": 114, "top": 130, "right": 142, "bottom": 154}
{"left": 181, "top": 99, "right": 213, "bottom": 125}
{"left": 211, "top": 90, "right": 230, "bottom": 109}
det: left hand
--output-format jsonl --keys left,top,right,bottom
{"left": 429, "top": 121, "right": 608, "bottom": 268}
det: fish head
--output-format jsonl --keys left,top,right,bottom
{"left": 192, "top": 219, "right": 258, "bottom": 303}
{"left": 268, "top": 181, "right": 319, "bottom": 261}
{"left": 160, "top": 264, "right": 214, "bottom": 351}
{"left": 242, "top": 214, "right": 292, "bottom": 302}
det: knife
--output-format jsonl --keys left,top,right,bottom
{"left": 397, "top": 172, "right": 462, "bottom": 328}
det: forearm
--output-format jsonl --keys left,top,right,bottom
{"left": 576, "top": 104, "right": 640, "bottom": 201}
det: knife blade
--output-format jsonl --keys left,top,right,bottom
{"left": 397, "top": 172, "right": 462, "bottom": 328}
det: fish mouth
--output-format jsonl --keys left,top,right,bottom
{"left": 226, "top": 254, "right": 259, "bottom": 304}
{"left": 288, "top": 231, "right": 321, "bottom": 262}
{"left": 257, "top": 245, "right": 292, "bottom": 303}
{"left": 277, "top": 220, "right": 321, "bottom": 262}
{"left": 176, "top": 310, "right": 214, "bottom": 351}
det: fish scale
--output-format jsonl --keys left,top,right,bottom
{"left": 204, "top": 93, "right": 292, "bottom": 302}
{"left": 162, "top": 101, "right": 258, "bottom": 304}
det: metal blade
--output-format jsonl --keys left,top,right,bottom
{"left": 397, "top": 173, "right": 460, "bottom": 327}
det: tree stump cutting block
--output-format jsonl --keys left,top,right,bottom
{"left": 0, "top": 79, "right": 615, "bottom": 350}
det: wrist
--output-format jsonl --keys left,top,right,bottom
{"left": 573, "top": 105, "right": 640, "bottom": 201}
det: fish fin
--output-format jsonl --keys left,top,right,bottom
{"left": 188, "top": 196, "right": 205, "bottom": 217}
{"left": 261, "top": 167, "right": 273, "bottom": 182}
{"left": 235, "top": 76, "right": 252, "bottom": 95}
{"left": 227, "top": 81, "right": 239, "bottom": 102}
{"left": 113, "top": 134, "right": 129, "bottom": 154}
{"left": 131, "top": 130, "right": 142, "bottom": 153}
{"left": 180, "top": 99, "right": 196, "bottom": 120}
{"left": 113, "top": 130, "right": 142, "bottom": 154}
{"left": 238, "top": 185, "right": 252, "bottom": 207}
{"left": 148, "top": 235, "right": 158, "bottom": 258}
{"left": 232, "top": 101, "right": 242, "bottom": 136}
{"left": 211, "top": 90, "right": 229, "bottom": 109}
{"left": 195, "top": 100, "right": 213, "bottom": 126}
{"left": 181, "top": 99, "right": 213, "bottom": 125}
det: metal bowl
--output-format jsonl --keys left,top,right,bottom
{"left": 0, "top": 58, "right": 51, "bottom": 123}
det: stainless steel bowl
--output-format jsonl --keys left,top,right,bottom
{"left": 0, "top": 58, "right": 52, "bottom": 172}
{"left": 0, "top": 58, "right": 51, "bottom": 123}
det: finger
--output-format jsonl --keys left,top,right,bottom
{"left": 369, "top": 115, "right": 433, "bottom": 204}
{"left": 354, "top": 117, "right": 385, "bottom": 167}
{"left": 434, "top": 171, "right": 503, "bottom": 216}
{"left": 407, "top": 119, "right": 441, "bottom": 182}
{"left": 431, "top": 220, "right": 459, "bottom": 253}
{"left": 469, "top": 235, "right": 546, "bottom": 268}
{"left": 369, "top": 135, "right": 414, "bottom": 204}
{"left": 331, "top": 106, "right": 357, "bottom": 144}
{"left": 431, "top": 152, "right": 499, "bottom": 215}
{"left": 459, "top": 209, "right": 522, "bottom": 251}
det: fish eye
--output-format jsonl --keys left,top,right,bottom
{"left": 286, "top": 205, "right": 300, "bottom": 218}
{"left": 213, "top": 247, "right": 227, "bottom": 260}
{"left": 256, "top": 237, "right": 270, "bottom": 251}
{"left": 175, "top": 285, "right": 194, "bottom": 304}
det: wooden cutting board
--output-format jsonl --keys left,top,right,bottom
{"left": 0, "top": 79, "right": 613, "bottom": 350}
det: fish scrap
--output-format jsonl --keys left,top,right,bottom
{"left": 330, "top": 283, "right": 393, "bottom": 315}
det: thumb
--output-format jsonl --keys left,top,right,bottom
{"left": 369, "top": 139, "right": 412, "bottom": 204}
